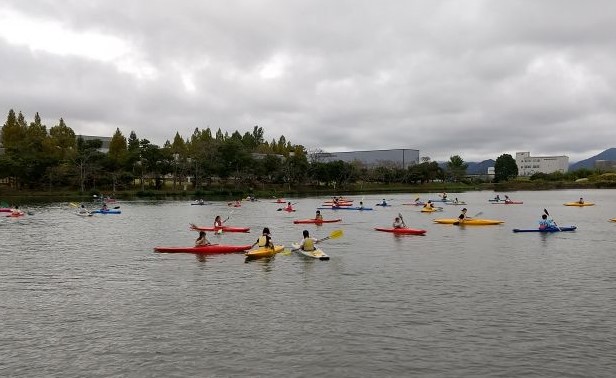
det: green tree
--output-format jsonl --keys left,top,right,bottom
{"left": 494, "top": 154, "right": 518, "bottom": 182}
{"left": 446, "top": 155, "right": 468, "bottom": 182}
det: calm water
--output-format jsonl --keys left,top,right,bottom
{"left": 1, "top": 189, "right": 615, "bottom": 377}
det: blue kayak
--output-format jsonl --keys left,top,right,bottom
{"left": 317, "top": 207, "right": 373, "bottom": 211}
{"left": 375, "top": 204, "right": 392, "bottom": 207}
{"left": 92, "top": 209, "right": 122, "bottom": 214}
{"left": 512, "top": 226, "right": 576, "bottom": 233}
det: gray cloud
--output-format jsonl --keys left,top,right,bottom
{"left": 2, "top": 0, "right": 616, "bottom": 163}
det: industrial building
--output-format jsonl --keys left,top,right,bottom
{"left": 515, "top": 152, "right": 569, "bottom": 176}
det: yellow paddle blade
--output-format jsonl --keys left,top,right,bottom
{"left": 329, "top": 229, "right": 344, "bottom": 239}
{"left": 69, "top": 202, "right": 79, "bottom": 207}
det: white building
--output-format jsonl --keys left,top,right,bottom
{"left": 515, "top": 152, "right": 569, "bottom": 176}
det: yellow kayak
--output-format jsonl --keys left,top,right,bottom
{"left": 245, "top": 245, "right": 284, "bottom": 259}
{"left": 433, "top": 218, "right": 504, "bottom": 225}
{"left": 564, "top": 202, "right": 595, "bottom": 206}
{"left": 420, "top": 207, "right": 442, "bottom": 213}
{"left": 610, "top": 218, "right": 616, "bottom": 222}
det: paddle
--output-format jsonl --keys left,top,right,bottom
{"left": 453, "top": 211, "right": 483, "bottom": 225}
{"left": 544, "top": 208, "right": 562, "bottom": 231}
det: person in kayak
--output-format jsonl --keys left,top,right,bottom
{"left": 392, "top": 217, "right": 406, "bottom": 229}
{"left": 380, "top": 199, "right": 388, "bottom": 206}
{"left": 578, "top": 197, "right": 584, "bottom": 204}
{"left": 494, "top": 195, "right": 500, "bottom": 201}
{"left": 423, "top": 200, "right": 434, "bottom": 209}
{"left": 358, "top": 201, "right": 365, "bottom": 210}
{"left": 285, "top": 202, "right": 294, "bottom": 211}
{"left": 214, "top": 215, "right": 226, "bottom": 228}
{"left": 101, "top": 203, "right": 109, "bottom": 211}
{"left": 458, "top": 208, "right": 468, "bottom": 223}
{"left": 252, "top": 227, "right": 274, "bottom": 249}
{"left": 298, "top": 230, "right": 318, "bottom": 251}
{"left": 195, "top": 231, "right": 211, "bottom": 246}
{"left": 538, "top": 214, "right": 556, "bottom": 230}
{"left": 441, "top": 192, "right": 448, "bottom": 200}
{"left": 78, "top": 204, "right": 89, "bottom": 215}
{"left": 315, "top": 210, "right": 323, "bottom": 221}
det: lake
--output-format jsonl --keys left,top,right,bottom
{"left": 1, "top": 189, "right": 615, "bottom": 377}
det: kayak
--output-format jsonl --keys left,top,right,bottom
{"left": 374, "top": 227, "right": 427, "bottom": 235}
{"left": 245, "top": 245, "right": 285, "bottom": 259}
{"left": 488, "top": 199, "right": 503, "bottom": 202}
{"left": 76, "top": 212, "right": 93, "bottom": 217}
{"left": 293, "top": 218, "right": 342, "bottom": 224}
{"left": 0, "top": 208, "right": 12, "bottom": 212}
{"left": 513, "top": 226, "right": 577, "bottom": 233}
{"left": 492, "top": 201, "right": 523, "bottom": 205}
{"left": 291, "top": 243, "right": 330, "bottom": 260}
{"left": 445, "top": 202, "right": 467, "bottom": 205}
{"left": 272, "top": 199, "right": 286, "bottom": 203}
{"left": 190, "top": 225, "right": 250, "bottom": 233}
{"left": 428, "top": 199, "right": 451, "bottom": 203}
{"left": 420, "top": 207, "right": 442, "bottom": 213}
{"left": 610, "top": 218, "right": 616, "bottom": 222}
{"left": 433, "top": 218, "right": 504, "bottom": 225}
{"left": 317, "top": 207, "right": 373, "bottom": 211}
{"left": 564, "top": 202, "right": 595, "bottom": 206}
{"left": 191, "top": 202, "right": 211, "bottom": 206}
{"left": 375, "top": 204, "right": 392, "bottom": 207}
{"left": 228, "top": 203, "right": 242, "bottom": 207}
{"left": 154, "top": 244, "right": 252, "bottom": 254}
{"left": 321, "top": 202, "right": 353, "bottom": 206}
{"left": 279, "top": 208, "right": 296, "bottom": 212}
{"left": 402, "top": 202, "right": 425, "bottom": 206}
{"left": 91, "top": 209, "right": 121, "bottom": 214}
{"left": 6, "top": 212, "right": 25, "bottom": 217}
{"left": 323, "top": 200, "right": 353, "bottom": 204}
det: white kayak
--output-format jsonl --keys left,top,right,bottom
{"left": 291, "top": 243, "right": 330, "bottom": 261}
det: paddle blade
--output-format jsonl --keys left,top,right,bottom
{"left": 544, "top": 208, "right": 550, "bottom": 216}
{"left": 69, "top": 202, "right": 79, "bottom": 208}
{"left": 328, "top": 229, "right": 344, "bottom": 239}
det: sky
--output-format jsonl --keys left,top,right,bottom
{"left": 1, "top": 0, "right": 615, "bottom": 163}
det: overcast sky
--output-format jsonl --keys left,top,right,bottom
{"left": 1, "top": 1, "right": 615, "bottom": 163}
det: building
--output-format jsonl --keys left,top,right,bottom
{"left": 515, "top": 152, "right": 569, "bottom": 176}
{"left": 77, "top": 135, "right": 112, "bottom": 153}
{"left": 315, "top": 148, "right": 419, "bottom": 169}
{"left": 594, "top": 160, "right": 616, "bottom": 172}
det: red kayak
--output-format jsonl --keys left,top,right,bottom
{"left": 154, "top": 244, "right": 252, "bottom": 254}
{"left": 321, "top": 202, "right": 353, "bottom": 206}
{"left": 190, "top": 225, "right": 251, "bottom": 233}
{"left": 375, "top": 227, "right": 427, "bottom": 235}
{"left": 293, "top": 218, "right": 342, "bottom": 224}
{"left": 0, "top": 208, "right": 13, "bottom": 212}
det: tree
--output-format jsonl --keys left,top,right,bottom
{"left": 494, "top": 154, "right": 518, "bottom": 182}
{"left": 446, "top": 155, "right": 468, "bottom": 182}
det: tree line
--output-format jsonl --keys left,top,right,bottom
{"left": 1, "top": 109, "right": 482, "bottom": 193}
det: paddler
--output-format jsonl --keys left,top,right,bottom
{"left": 195, "top": 231, "right": 211, "bottom": 246}
{"left": 458, "top": 208, "right": 468, "bottom": 223}
{"left": 315, "top": 210, "right": 323, "bottom": 221}
{"left": 214, "top": 215, "right": 225, "bottom": 228}
{"left": 578, "top": 197, "right": 584, "bottom": 204}
{"left": 392, "top": 217, "right": 405, "bottom": 229}
{"left": 538, "top": 214, "right": 556, "bottom": 230}
{"left": 298, "top": 230, "right": 318, "bottom": 251}
{"left": 284, "top": 202, "right": 294, "bottom": 211}
{"left": 423, "top": 200, "right": 434, "bottom": 209}
{"left": 252, "top": 227, "right": 274, "bottom": 249}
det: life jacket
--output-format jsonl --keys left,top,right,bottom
{"left": 257, "top": 235, "right": 269, "bottom": 247}
{"left": 303, "top": 238, "right": 315, "bottom": 251}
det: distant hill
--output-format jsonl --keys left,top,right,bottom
{"left": 438, "top": 159, "right": 495, "bottom": 175}
{"left": 570, "top": 148, "right": 616, "bottom": 171}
